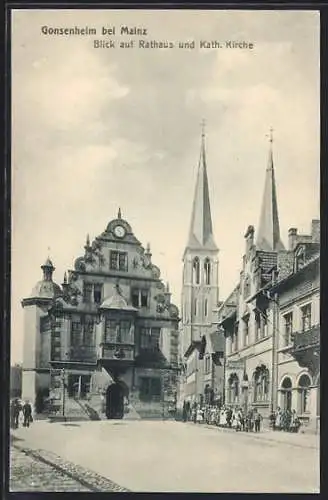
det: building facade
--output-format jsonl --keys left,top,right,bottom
{"left": 270, "top": 221, "right": 320, "bottom": 432}
{"left": 218, "top": 138, "right": 320, "bottom": 431}
{"left": 179, "top": 130, "right": 224, "bottom": 409}
{"left": 21, "top": 211, "right": 180, "bottom": 419}
{"left": 218, "top": 138, "right": 284, "bottom": 418}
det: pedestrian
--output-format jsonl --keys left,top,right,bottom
{"left": 182, "top": 401, "right": 188, "bottom": 422}
{"left": 269, "top": 410, "right": 276, "bottom": 430}
{"left": 219, "top": 407, "right": 227, "bottom": 427}
{"left": 237, "top": 408, "right": 245, "bottom": 431}
{"left": 232, "top": 410, "right": 238, "bottom": 431}
{"left": 10, "top": 399, "right": 20, "bottom": 429}
{"left": 226, "top": 407, "right": 232, "bottom": 428}
{"left": 196, "top": 405, "right": 203, "bottom": 424}
{"left": 22, "top": 401, "right": 33, "bottom": 428}
{"left": 290, "top": 410, "right": 301, "bottom": 433}
{"left": 254, "top": 410, "right": 262, "bottom": 432}
{"left": 275, "top": 407, "right": 282, "bottom": 431}
{"left": 13, "top": 399, "right": 22, "bottom": 429}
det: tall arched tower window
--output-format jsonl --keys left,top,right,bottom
{"left": 194, "top": 298, "right": 198, "bottom": 316}
{"left": 193, "top": 257, "right": 200, "bottom": 285}
{"left": 204, "top": 299, "right": 208, "bottom": 317}
{"left": 204, "top": 258, "right": 211, "bottom": 285}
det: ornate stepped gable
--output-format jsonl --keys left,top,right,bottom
{"left": 50, "top": 210, "right": 179, "bottom": 320}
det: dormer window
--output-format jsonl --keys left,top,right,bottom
{"left": 295, "top": 246, "right": 306, "bottom": 272}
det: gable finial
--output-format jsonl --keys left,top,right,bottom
{"left": 118, "top": 207, "right": 122, "bottom": 219}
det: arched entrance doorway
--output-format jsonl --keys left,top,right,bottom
{"left": 281, "top": 377, "right": 292, "bottom": 411}
{"left": 106, "top": 381, "right": 128, "bottom": 419}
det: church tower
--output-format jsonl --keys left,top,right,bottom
{"left": 181, "top": 126, "right": 219, "bottom": 357}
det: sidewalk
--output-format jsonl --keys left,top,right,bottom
{"left": 185, "top": 422, "right": 320, "bottom": 449}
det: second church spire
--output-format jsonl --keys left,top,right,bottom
{"left": 256, "top": 129, "right": 285, "bottom": 252}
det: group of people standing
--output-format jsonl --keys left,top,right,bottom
{"left": 269, "top": 407, "right": 301, "bottom": 433}
{"left": 182, "top": 402, "right": 263, "bottom": 433}
{"left": 10, "top": 398, "right": 33, "bottom": 429}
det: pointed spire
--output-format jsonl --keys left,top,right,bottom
{"left": 63, "top": 272, "right": 67, "bottom": 285}
{"left": 41, "top": 254, "right": 55, "bottom": 281}
{"left": 118, "top": 207, "right": 122, "bottom": 219}
{"left": 86, "top": 234, "right": 90, "bottom": 247}
{"left": 256, "top": 129, "right": 285, "bottom": 252}
{"left": 146, "top": 242, "right": 151, "bottom": 255}
{"left": 186, "top": 121, "right": 218, "bottom": 251}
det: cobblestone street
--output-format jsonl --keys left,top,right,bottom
{"left": 10, "top": 441, "right": 129, "bottom": 492}
{"left": 10, "top": 420, "right": 320, "bottom": 493}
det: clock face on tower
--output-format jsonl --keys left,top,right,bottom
{"left": 114, "top": 225, "right": 126, "bottom": 238}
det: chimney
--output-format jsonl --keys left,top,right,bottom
{"left": 311, "top": 219, "right": 320, "bottom": 243}
{"left": 288, "top": 228, "right": 298, "bottom": 251}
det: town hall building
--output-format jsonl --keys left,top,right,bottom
{"left": 21, "top": 210, "right": 180, "bottom": 420}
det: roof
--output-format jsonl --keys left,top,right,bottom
{"left": 100, "top": 285, "right": 137, "bottom": 312}
{"left": 247, "top": 253, "right": 320, "bottom": 301}
{"left": 30, "top": 280, "right": 62, "bottom": 299}
{"left": 208, "top": 331, "right": 225, "bottom": 353}
{"left": 185, "top": 132, "right": 218, "bottom": 252}
{"left": 256, "top": 142, "right": 285, "bottom": 252}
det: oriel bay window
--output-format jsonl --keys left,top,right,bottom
{"left": 105, "top": 319, "right": 117, "bottom": 342}
{"left": 140, "top": 327, "right": 161, "bottom": 350}
{"left": 104, "top": 318, "right": 132, "bottom": 343}
{"left": 110, "top": 251, "right": 128, "bottom": 271}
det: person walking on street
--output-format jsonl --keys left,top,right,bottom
{"left": 13, "top": 399, "right": 22, "bottom": 429}
{"left": 254, "top": 409, "right": 262, "bottom": 432}
{"left": 22, "top": 401, "right": 33, "bottom": 428}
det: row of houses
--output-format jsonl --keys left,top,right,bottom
{"left": 178, "top": 131, "right": 320, "bottom": 433}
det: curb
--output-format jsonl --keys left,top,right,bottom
{"left": 12, "top": 443, "right": 130, "bottom": 492}
{"left": 184, "top": 422, "right": 319, "bottom": 449}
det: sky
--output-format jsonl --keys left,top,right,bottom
{"left": 11, "top": 9, "right": 320, "bottom": 364}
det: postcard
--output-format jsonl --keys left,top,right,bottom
{"left": 9, "top": 8, "right": 320, "bottom": 493}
